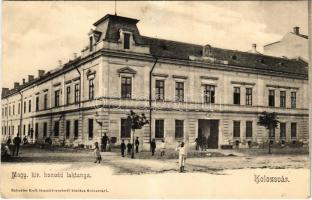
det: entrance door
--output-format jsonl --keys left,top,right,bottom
{"left": 198, "top": 119, "right": 219, "bottom": 149}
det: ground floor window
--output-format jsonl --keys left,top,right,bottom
{"left": 43, "top": 122, "right": 47, "bottom": 137}
{"left": 74, "top": 120, "right": 79, "bottom": 139}
{"left": 175, "top": 120, "right": 184, "bottom": 139}
{"left": 54, "top": 121, "right": 59, "bottom": 137}
{"left": 121, "top": 118, "right": 131, "bottom": 138}
{"left": 233, "top": 121, "right": 240, "bottom": 138}
{"left": 291, "top": 123, "right": 297, "bottom": 138}
{"left": 155, "top": 119, "right": 164, "bottom": 139}
{"left": 35, "top": 123, "right": 38, "bottom": 139}
{"left": 280, "top": 123, "right": 286, "bottom": 139}
{"left": 88, "top": 119, "right": 93, "bottom": 139}
{"left": 66, "top": 120, "right": 71, "bottom": 139}
{"left": 246, "top": 121, "right": 252, "bottom": 138}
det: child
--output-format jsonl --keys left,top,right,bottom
{"left": 120, "top": 140, "right": 126, "bottom": 157}
{"left": 94, "top": 142, "right": 101, "bottom": 164}
{"left": 127, "top": 141, "right": 132, "bottom": 155}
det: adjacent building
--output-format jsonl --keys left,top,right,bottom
{"left": 1, "top": 14, "right": 309, "bottom": 150}
{"left": 264, "top": 27, "right": 309, "bottom": 62}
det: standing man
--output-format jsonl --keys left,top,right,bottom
{"left": 120, "top": 139, "right": 126, "bottom": 157}
{"left": 135, "top": 137, "right": 140, "bottom": 153}
{"left": 150, "top": 139, "right": 156, "bottom": 156}
{"left": 13, "top": 134, "right": 22, "bottom": 157}
{"left": 176, "top": 142, "right": 187, "bottom": 173}
{"left": 101, "top": 133, "right": 109, "bottom": 152}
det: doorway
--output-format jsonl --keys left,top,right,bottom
{"left": 198, "top": 119, "right": 219, "bottom": 149}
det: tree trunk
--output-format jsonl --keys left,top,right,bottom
{"left": 131, "top": 129, "right": 135, "bottom": 159}
{"left": 268, "top": 128, "right": 272, "bottom": 154}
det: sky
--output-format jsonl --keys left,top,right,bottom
{"left": 2, "top": 1, "right": 309, "bottom": 88}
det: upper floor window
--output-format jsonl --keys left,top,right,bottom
{"left": 175, "top": 82, "right": 184, "bottom": 102}
{"left": 13, "top": 105, "right": 15, "bottom": 115}
{"left": 44, "top": 93, "right": 48, "bottom": 110}
{"left": 18, "top": 103, "right": 21, "bottom": 114}
{"left": 23, "top": 102, "right": 26, "bottom": 113}
{"left": 291, "top": 92, "right": 296, "bottom": 108}
{"left": 89, "top": 79, "right": 95, "bottom": 100}
{"left": 5, "top": 107, "right": 7, "bottom": 116}
{"left": 233, "top": 87, "right": 240, "bottom": 105}
{"left": 204, "top": 85, "right": 215, "bottom": 104}
{"left": 54, "top": 90, "right": 60, "bottom": 107}
{"left": 245, "top": 88, "right": 252, "bottom": 106}
{"left": 66, "top": 86, "right": 71, "bottom": 105}
{"left": 280, "top": 91, "right": 286, "bottom": 108}
{"left": 123, "top": 33, "right": 130, "bottom": 49}
{"left": 9, "top": 106, "right": 11, "bottom": 116}
{"left": 74, "top": 83, "right": 80, "bottom": 103}
{"left": 36, "top": 96, "right": 39, "bottom": 111}
{"left": 121, "top": 77, "right": 132, "bottom": 99}
{"left": 268, "top": 90, "right": 275, "bottom": 107}
{"left": 155, "top": 80, "right": 165, "bottom": 101}
{"left": 28, "top": 100, "right": 31, "bottom": 112}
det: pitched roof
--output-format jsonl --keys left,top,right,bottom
{"left": 142, "top": 36, "right": 308, "bottom": 76}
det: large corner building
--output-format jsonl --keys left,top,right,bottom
{"left": 1, "top": 14, "right": 309, "bottom": 150}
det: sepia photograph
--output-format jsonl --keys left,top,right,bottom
{"left": 0, "top": 1, "right": 310, "bottom": 198}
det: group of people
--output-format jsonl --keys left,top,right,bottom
{"left": 4, "top": 134, "right": 22, "bottom": 157}
{"left": 195, "top": 134, "right": 210, "bottom": 151}
{"left": 120, "top": 137, "right": 141, "bottom": 157}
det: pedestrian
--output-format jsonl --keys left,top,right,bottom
{"left": 13, "top": 134, "right": 22, "bottom": 157}
{"left": 23, "top": 135, "right": 28, "bottom": 144}
{"left": 107, "top": 137, "right": 111, "bottom": 152}
{"left": 202, "top": 136, "right": 207, "bottom": 151}
{"left": 176, "top": 142, "right": 187, "bottom": 173}
{"left": 127, "top": 141, "right": 132, "bottom": 155}
{"left": 195, "top": 137, "right": 199, "bottom": 150}
{"left": 6, "top": 136, "right": 12, "bottom": 146}
{"left": 160, "top": 140, "right": 166, "bottom": 157}
{"left": 101, "top": 133, "right": 109, "bottom": 152}
{"left": 120, "top": 140, "right": 126, "bottom": 157}
{"left": 93, "top": 142, "right": 101, "bottom": 164}
{"left": 151, "top": 139, "right": 156, "bottom": 156}
{"left": 135, "top": 137, "right": 140, "bottom": 153}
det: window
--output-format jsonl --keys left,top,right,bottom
{"left": 269, "top": 90, "right": 275, "bottom": 107}
{"left": 54, "top": 90, "right": 60, "bottom": 107}
{"left": 28, "top": 100, "right": 31, "bottom": 112}
{"left": 66, "top": 86, "right": 71, "bottom": 104}
{"left": 8, "top": 126, "right": 10, "bottom": 135}
{"left": 43, "top": 122, "right": 47, "bottom": 137}
{"left": 17, "top": 125, "right": 20, "bottom": 135}
{"left": 4, "top": 126, "right": 6, "bottom": 135}
{"left": 280, "top": 123, "right": 286, "bottom": 138}
{"left": 155, "top": 80, "right": 165, "bottom": 100}
{"left": 66, "top": 120, "right": 70, "bottom": 139}
{"left": 13, "top": 105, "right": 15, "bottom": 115}
{"left": 88, "top": 119, "right": 93, "bottom": 139}
{"left": 74, "top": 120, "right": 79, "bottom": 139}
{"left": 175, "top": 82, "right": 184, "bottom": 102}
{"left": 233, "top": 121, "right": 240, "bottom": 137}
{"left": 123, "top": 33, "right": 130, "bottom": 49}
{"left": 12, "top": 126, "right": 14, "bottom": 135}
{"left": 89, "top": 79, "right": 94, "bottom": 100}
{"left": 54, "top": 121, "right": 59, "bottom": 137}
{"left": 9, "top": 106, "right": 11, "bottom": 116}
{"left": 23, "top": 124, "right": 26, "bottom": 135}
{"left": 280, "top": 91, "right": 286, "bottom": 108}
{"left": 175, "top": 120, "right": 184, "bottom": 139}
{"left": 44, "top": 93, "right": 48, "bottom": 109}
{"left": 121, "top": 77, "right": 132, "bottom": 99}
{"left": 233, "top": 87, "right": 240, "bottom": 105}
{"left": 74, "top": 84, "right": 80, "bottom": 103}
{"left": 155, "top": 119, "right": 164, "bottom": 138}
{"left": 291, "top": 123, "right": 297, "bottom": 138}
{"left": 35, "top": 123, "right": 38, "bottom": 139}
{"left": 28, "top": 124, "right": 31, "bottom": 136}
{"left": 245, "top": 88, "right": 252, "bottom": 106}
{"left": 5, "top": 107, "right": 7, "bottom": 116}
{"left": 121, "top": 118, "right": 131, "bottom": 138}
{"left": 204, "top": 85, "right": 215, "bottom": 104}
{"left": 36, "top": 96, "right": 39, "bottom": 111}
{"left": 246, "top": 121, "right": 252, "bottom": 138}
{"left": 18, "top": 103, "right": 20, "bottom": 114}
{"left": 291, "top": 92, "right": 296, "bottom": 108}
{"left": 89, "top": 36, "right": 93, "bottom": 51}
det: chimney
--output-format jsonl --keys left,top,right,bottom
{"left": 58, "top": 60, "right": 62, "bottom": 67}
{"left": 28, "top": 75, "right": 34, "bottom": 82}
{"left": 38, "top": 70, "right": 45, "bottom": 77}
{"left": 293, "top": 26, "right": 300, "bottom": 35}
{"left": 14, "top": 82, "right": 20, "bottom": 88}
{"left": 2, "top": 88, "right": 9, "bottom": 97}
{"left": 22, "top": 78, "right": 26, "bottom": 84}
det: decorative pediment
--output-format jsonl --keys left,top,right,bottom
{"left": 117, "top": 67, "right": 137, "bottom": 76}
